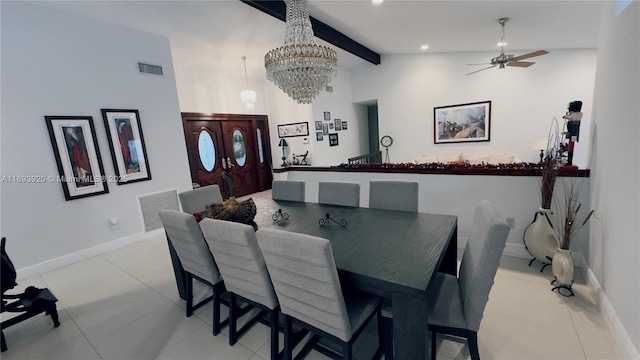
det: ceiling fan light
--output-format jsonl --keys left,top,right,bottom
{"left": 497, "top": 41, "right": 507, "bottom": 47}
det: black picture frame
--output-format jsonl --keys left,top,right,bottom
{"left": 316, "top": 131, "right": 323, "bottom": 141}
{"left": 329, "top": 133, "right": 339, "bottom": 147}
{"left": 315, "top": 121, "right": 322, "bottom": 130}
{"left": 44, "top": 115, "right": 109, "bottom": 201}
{"left": 101, "top": 109, "right": 152, "bottom": 184}
{"left": 278, "top": 122, "right": 310, "bottom": 138}
{"left": 434, "top": 100, "right": 491, "bottom": 144}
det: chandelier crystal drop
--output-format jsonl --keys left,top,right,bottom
{"left": 264, "top": 0, "right": 338, "bottom": 104}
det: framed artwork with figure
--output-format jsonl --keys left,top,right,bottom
{"left": 101, "top": 109, "right": 152, "bottom": 184}
{"left": 45, "top": 115, "right": 109, "bottom": 200}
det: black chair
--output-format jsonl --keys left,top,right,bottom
{"left": 1, "top": 237, "right": 60, "bottom": 352}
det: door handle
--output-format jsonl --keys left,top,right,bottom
{"left": 227, "top": 157, "right": 235, "bottom": 168}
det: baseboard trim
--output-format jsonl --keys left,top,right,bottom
{"left": 585, "top": 268, "right": 640, "bottom": 359}
{"left": 15, "top": 230, "right": 162, "bottom": 281}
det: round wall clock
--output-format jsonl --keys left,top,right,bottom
{"left": 380, "top": 135, "right": 393, "bottom": 148}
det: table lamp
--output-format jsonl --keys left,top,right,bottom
{"left": 530, "top": 138, "right": 548, "bottom": 163}
{"left": 278, "top": 138, "right": 288, "bottom": 166}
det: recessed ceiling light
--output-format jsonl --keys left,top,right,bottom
{"left": 372, "top": 0, "right": 383, "bottom": 5}
{"left": 420, "top": 44, "right": 430, "bottom": 51}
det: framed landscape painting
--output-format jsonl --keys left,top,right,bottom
{"left": 101, "top": 109, "right": 152, "bottom": 184}
{"left": 45, "top": 115, "right": 109, "bottom": 200}
{"left": 434, "top": 100, "right": 491, "bottom": 144}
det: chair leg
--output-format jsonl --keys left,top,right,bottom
{"left": 283, "top": 315, "right": 293, "bottom": 360}
{"left": 228, "top": 295, "right": 237, "bottom": 345}
{"left": 1, "top": 331, "right": 7, "bottom": 352}
{"left": 212, "top": 282, "right": 223, "bottom": 336}
{"left": 185, "top": 273, "right": 194, "bottom": 317}
{"left": 431, "top": 330, "right": 437, "bottom": 360}
{"left": 467, "top": 331, "right": 480, "bottom": 360}
{"left": 269, "top": 309, "right": 279, "bottom": 360}
{"left": 343, "top": 341, "right": 352, "bottom": 360}
{"left": 382, "top": 316, "right": 393, "bottom": 360}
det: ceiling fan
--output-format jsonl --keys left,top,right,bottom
{"left": 467, "top": 18, "right": 549, "bottom": 76}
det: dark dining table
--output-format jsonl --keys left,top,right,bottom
{"left": 253, "top": 198, "right": 458, "bottom": 360}
{"left": 167, "top": 198, "right": 458, "bottom": 360}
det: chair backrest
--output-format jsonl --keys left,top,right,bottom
{"left": 158, "top": 210, "right": 222, "bottom": 285}
{"left": 318, "top": 181, "right": 360, "bottom": 207}
{"left": 200, "top": 218, "right": 278, "bottom": 310}
{"left": 369, "top": 181, "right": 419, "bottom": 212}
{"left": 179, "top": 185, "right": 224, "bottom": 214}
{"left": 458, "top": 200, "right": 510, "bottom": 331}
{"left": 271, "top": 180, "right": 305, "bottom": 202}
{"left": 256, "top": 228, "right": 352, "bottom": 342}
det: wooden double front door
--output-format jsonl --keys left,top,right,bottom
{"left": 181, "top": 113, "right": 273, "bottom": 198}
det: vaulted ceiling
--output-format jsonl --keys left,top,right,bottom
{"left": 45, "top": 0, "right": 603, "bottom": 81}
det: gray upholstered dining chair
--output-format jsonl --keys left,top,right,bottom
{"left": 199, "top": 218, "right": 281, "bottom": 360}
{"left": 157, "top": 209, "right": 228, "bottom": 335}
{"left": 428, "top": 200, "right": 510, "bottom": 360}
{"left": 256, "top": 228, "right": 384, "bottom": 360}
{"left": 369, "top": 181, "right": 419, "bottom": 212}
{"left": 178, "top": 185, "right": 224, "bottom": 214}
{"left": 318, "top": 181, "right": 360, "bottom": 207}
{"left": 271, "top": 180, "right": 305, "bottom": 202}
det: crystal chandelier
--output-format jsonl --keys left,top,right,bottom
{"left": 240, "top": 56, "right": 257, "bottom": 110}
{"left": 264, "top": 0, "right": 338, "bottom": 104}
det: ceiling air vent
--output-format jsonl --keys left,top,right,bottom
{"left": 325, "top": 86, "right": 333, "bottom": 93}
{"left": 137, "top": 62, "right": 163, "bottom": 76}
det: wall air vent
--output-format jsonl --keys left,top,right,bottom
{"left": 137, "top": 62, "right": 163, "bottom": 76}
{"left": 325, "top": 86, "right": 333, "bottom": 93}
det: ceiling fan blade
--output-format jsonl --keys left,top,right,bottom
{"left": 510, "top": 50, "right": 549, "bottom": 62}
{"left": 466, "top": 65, "right": 496, "bottom": 76}
{"left": 467, "top": 62, "right": 492, "bottom": 66}
{"left": 507, "top": 61, "right": 535, "bottom": 67}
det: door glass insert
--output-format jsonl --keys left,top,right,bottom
{"left": 256, "top": 128, "right": 264, "bottom": 163}
{"left": 233, "top": 129, "right": 247, "bottom": 167}
{"left": 197, "top": 130, "right": 216, "bottom": 171}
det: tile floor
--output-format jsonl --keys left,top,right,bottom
{"left": 1, "top": 191, "right": 624, "bottom": 360}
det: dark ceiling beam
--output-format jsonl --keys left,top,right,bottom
{"left": 241, "top": 0, "right": 381, "bottom": 65}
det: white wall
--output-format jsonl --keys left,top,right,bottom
{"left": 350, "top": 49, "right": 597, "bottom": 168}
{"left": 0, "top": 3, "right": 192, "bottom": 269}
{"left": 308, "top": 67, "right": 365, "bottom": 166}
{"left": 174, "top": 59, "right": 365, "bottom": 168}
{"left": 173, "top": 51, "right": 316, "bottom": 168}
{"left": 590, "top": 1, "right": 640, "bottom": 355}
